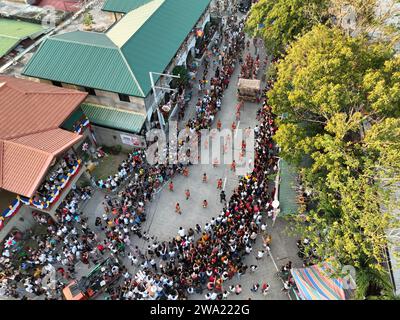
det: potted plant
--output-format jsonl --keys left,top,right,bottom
{"left": 83, "top": 12, "right": 94, "bottom": 31}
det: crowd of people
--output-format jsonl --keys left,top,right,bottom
{"left": 105, "top": 81, "right": 280, "bottom": 300}
{"left": 0, "top": 186, "right": 96, "bottom": 299}
{"left": 240, "top": 53, "right": 260, "bottom": 79}
{"left": 0, "top": 10, "right": 288, "bottom": 301}
{"left": 189, "top": 15, "right": 246, "bottom": 131}
{"left": 33, "top": 153, "right": 79, "bottom": 203}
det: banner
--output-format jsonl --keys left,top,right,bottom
{"left": 0, "top": 199, "right": 21, "bottom": 230}
{"left": 120, "top": 134, "right": 141, "bottom": 147}
{"left": 0, "top": 160, "right": 82, "bottom": 230}
{"left": 74, "top": 116, "right": 90, "bottom": 134}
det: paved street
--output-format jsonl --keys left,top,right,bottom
{"left": 77, "top": 25, "right": 303, "bottom": 300}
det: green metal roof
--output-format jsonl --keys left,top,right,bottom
{"left": 53, "top": 31, "right": 116, "bottom": 47}
{"left": 102, "top": 0, "right": 153, "bottom": 14}
{"left": 0, "top": 18, "right": 46, "bottom": 57}
{"left": 23, "top": 31, "right": 144, "bottom": 97}
{"left": 0, "top": 36, "right": 20, "bottom": 58}
{"left": 80, "top": 103, "right": 146, "bottom": 133}
{"left": 62, "top": 107, "right": 85, "bottom": 131}
{"left": 120, "top": 0, "right": 211, "bottom": 96}
{"left": 22, "top": 0, "right": 210, "bottom": 98}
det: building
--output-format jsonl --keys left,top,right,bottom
{"left": 22, "top": 0, "right": 212, "bottom": 145}
{"left": 0, "top": 18, "right": 47, "bottom": 59}
{"left": 102, "top": 0, "right": 154, "bottom": 21}
{"left": 0, "top": 76, "right": 90, "bottom": 242}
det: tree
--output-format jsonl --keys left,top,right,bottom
{"left": 172, "top": 65, "right": 189, "bottom": 87}
{"left": 269, "top": 25, "right": 400, "bottom": 295}
{"left": 269, "top": 25, "right": 397, "bottom": 127}
{"left": 83, "top": 12, "right": 93, "bottom": 28}
{"left": 245, "top": 0, "right": 330, "bottom": 56}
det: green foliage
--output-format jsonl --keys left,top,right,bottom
{"left": 269, "top": 25, "right": 396, "bottom": 125}
{"left": 102, "top": 145, "right": 122, "bottom": 155}
{"left": 172, "top": 65, "right": 189, "bottom": 87}
{"left": 245, "top": 0, "right": 330, "bottom": 56}
{"left": 355, "top": 267, "right": 393, "bottom": 299}
{"left": 83, "top": 12, "right": 93, "bottom": 27}
{"left": 268, "top": 24, "right": 400, "bottom": 297}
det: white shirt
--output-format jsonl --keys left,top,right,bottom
{"left": 178, "top": 229, "right": 185, "bottom": 237}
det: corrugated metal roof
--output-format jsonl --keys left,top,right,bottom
{"left": 107, "top": 0, "right": 164, "bottom": 47}
{"left": 0, "top": 36, "right": 20, "bottom": 58}
{"left": 81, "top": 103, "right": 146, "bottom": 133}
{"left": 23, "top": 32, "right": 144, "bottom": 97}
{"left": 0, "top": 76, "right": 86, "bottom": 197}
{"left": 12, "top": 129, "right": 82, "bottom": 154}
{"left": 0, "top": 18, "right": 45, "bottom": 39}
{"left": 0, "top": 18, "right": 46, "bottom": 57}
{"left": 0, "top": 75, "right": 87, "bottom": 140}
{"left": 23, "top": 0, "right": 211, "bottom": 97}
{"left": 54, "top": 31, "right": 116, "bottom": 47}
{"left": 279, "top": 159, "right": 299, "bottom": 215}
{"left": 1, "top": 141, "right": 53, "bottom": 198}
{"left": 102, "top": 0, "right": 154, "bottom": 14}
{"left": 120, "top": 0, "right": 211, "bottom": 96}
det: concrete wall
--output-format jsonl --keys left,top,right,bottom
{"left": 93, "top": 89, "right": 145, "bottom": 108}
{"left": 0, "top": 206, "right": 35, "bottom": 243}
{"left": 94, "top": 89, "right": 120, "bottom": 101}
{"left": 61, "top": 83, "right": 85, "bottom": 92}
{"left": 38, "top": 79, "right": 53, "bottom": 85}
{"left": 85, "top": 95, "right": 146, "bottom": 114}
{"left": 92, "top": 125, "right": 146, "bottom": 151}
{"left": 129, "top": 95, "right": 145, "bottom": 106}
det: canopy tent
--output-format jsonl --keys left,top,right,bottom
{"left": 237, "top": 78, "right": 261, "bottom": 92}
{"left": 237, "top": 78, "right": 261, "bottom": 102}
{"left": 290, "top": 261, "right": 346, "bottom": 300}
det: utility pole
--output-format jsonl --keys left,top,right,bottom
{"left": 148, "top": 71, "right": 181, "bottom": 134}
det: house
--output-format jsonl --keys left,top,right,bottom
{"left": 102, "top": 0, "right": 155, "bottom": 21}
{"left": 0, "top": 18, "right": 47, "bottom": 59}
{"left": 0, "top": 76, "right": 90, "bottom": 242}
{"left": 22, "top": 0, "right": 212, "bottom": 145}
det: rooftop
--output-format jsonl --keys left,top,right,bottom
{"left": 0, "top": 76, "right": 87, "bottom": 197}
{"left": 80, "top": 103, "right": 146, "bottom": 133}
{"left": 0, "top": 18, "right": 47, "bottom": 58}
{"left": 102, "top": 0, "right": 153, "bottom": 14}
{"left": 23, "top": 0, "right": 211, "bottom": 98}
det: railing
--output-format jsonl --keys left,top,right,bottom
{"left": 19, "top": 160, "right": 83, "bottom": 210}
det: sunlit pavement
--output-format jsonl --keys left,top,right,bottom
{"left": 77, "top": 13, "right": 303, "bottom": 300}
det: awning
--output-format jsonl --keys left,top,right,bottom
{"left": 237, "top": 78, "right": 261, "bottom": 91}
{"left": 81, "top": 103, "right": 146, "bottom": 134}
{"left": 291, "top": 261, "right": 346, "bottom": 300}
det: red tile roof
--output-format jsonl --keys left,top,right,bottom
{"left": 0, "top": 76, "right": 87, "bottom": 197}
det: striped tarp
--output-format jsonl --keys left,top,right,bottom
{"left": 291, "top": 262, "right": 346, "bottom": 300}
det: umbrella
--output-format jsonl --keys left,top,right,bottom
{"left": 4, "top": 236, "right": 16, "bottom": 248}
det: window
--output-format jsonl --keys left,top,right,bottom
{"left": 84, "top": 87, "right": 96, "bottom": 96}
{"left": 118, "top": 93, "right": 130, "bottom": 102}
{"left": 52, "top": 81, "right": 62, "bottom": 87}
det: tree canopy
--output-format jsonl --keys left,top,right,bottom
{"left": 245, "top": 0, "right": 330, "bottom": 56}
{"left": 268, "top": 25, "right": 400, "bottom": 294}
